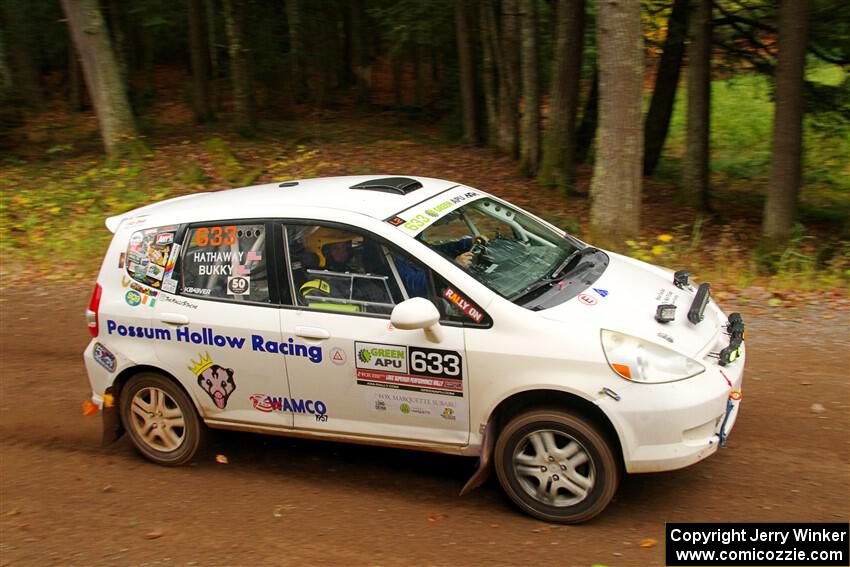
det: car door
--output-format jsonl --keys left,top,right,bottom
{"left": 153, "top": 220, "right": 293, "bottom": 428}
{"left": 277, "top": 221, "right": 472, "bottom": 446}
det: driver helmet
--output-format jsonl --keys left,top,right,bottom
{"left": 305, "top": 227, "right": 363, "bottom": 268}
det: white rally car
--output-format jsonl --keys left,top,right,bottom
{"left": 83, "top": 176, "right": 745, "bottom": 523}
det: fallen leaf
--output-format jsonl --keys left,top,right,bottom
{"left": 102, "top": 393, "right": 114, "bottom": 408}
{"left": 639, "top": 538, "right": 657, "bottom": 548}
{"left": 811, "top": 403, "right": 826, "bottom": 414}
{"left": 215, "top": 454, "right": 229, "bottom": 464}
{"left": 144, "top": 529, "right": 163, "bottom": 540}
{"left": 427, "top": 513, "right": 447, "bottom": 523}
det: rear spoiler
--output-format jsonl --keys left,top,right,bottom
{"left": 104, "top": 193, "right": 208, "bottom": 233}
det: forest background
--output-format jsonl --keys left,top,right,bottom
{"left": 0, "top": 0, "right": 848, "bottom": 309}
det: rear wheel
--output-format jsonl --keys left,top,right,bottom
{"left": 494, "top": 409, "right": 619, "bottom": 523}
{"left": 120, "top": 372, "right": 206, "bottom": 466}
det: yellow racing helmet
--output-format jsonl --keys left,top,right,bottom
{"left": 305, "top": 227, "right": 363, "bottom": 267}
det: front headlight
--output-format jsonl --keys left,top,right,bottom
{"left": 600, "top": 329, "right": 705, "bottom": 384}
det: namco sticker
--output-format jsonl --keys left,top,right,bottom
{"left": 578, "top": 293, "right": 597, "bottom": 306}
{"left": 330, "top": 347, "right": 347, "bottom": 366}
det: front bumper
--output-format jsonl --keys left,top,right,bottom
{"left": 597, "top": 343, "right": 746, "bottom": 474}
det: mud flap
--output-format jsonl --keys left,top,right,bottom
{"left": 101, "top": 387, "right": 125, "bottom": 446}
{"left": 459, "top": 420, "right": 496, "bottom": 497}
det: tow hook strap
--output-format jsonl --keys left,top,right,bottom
{"left": 718, "top": 390, "right": 742, "bottom": 448}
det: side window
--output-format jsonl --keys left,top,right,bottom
{"left": 126, "top": 225, "right": 181, "bottom": 291}
{"left": 180, "top": 223, "right": 269, "bottom": 303}
{"left": 285, "top": 224, "right": 404, "bottom": 316}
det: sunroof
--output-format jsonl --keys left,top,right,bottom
{"left": 349, "top": 177, "right": 423, "bottom": 195}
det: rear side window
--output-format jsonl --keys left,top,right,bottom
{"left": 125, "top": 226, "right": 181, "bottom": 290}
{"left": 180, "top": 223, "right": 270, "bottom": 303}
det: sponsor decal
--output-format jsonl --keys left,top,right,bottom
{"left": 578, "top": 293, "right": 597, "bottom": 306}
{"left": 329, "top": 347, "right": 347, "bottom": 366}
{"left": 162, "top": 243, "right": 181, "bottom": 280}
{"left": 160, "top": 294, "right": 198, "bottom": 309}
{"left": 146, "top": 263, "right": 164, "bottom": 281}
{"left": 393, "top": 189, "right": 482, "bottom": 236}
{"left": 356, "top": 342, "right": 408, "bottom": 373}
{"left": 155, "top": 232, "right": 174, "bottom": 245}
{"left": 121, "top": 276, "right": 159, "bottom": 307}
{"left": 250, "top": 394, "right": 328, "bottom": 421}
{"left": 120, "top": 216, "right": 149, "bottom": 231}
{"left": 125, "top": 290, "right": 142, "bottom": 306}
{"left": 654, "top": 288, "right": 680, "bottom": 305}
{"left": 104, "top": 320, "right": 323, "bottom": 363}
{"left": 129, "top": 233, "right": 144, "bottom": 246}
{"left": 189, "top": 352, "right": 236, "bottom": 409}
{"left": 183, "top": 286, "right": 212, "bottom": 296}
{"left": 370, "top": 392, "right": 461, "bottom": 418}
{"left": 657, "top": 332, "right": 674, "bottom": 343}
{"left": 92, "top": 342, "right": 116, "bottom": 373}
{"left": 161, "top": 278, "right": 178, "bottom": 294}
{"left": 593, "top": 288, "right": 609, "bottom": 298}
{"left": 356, "top": 342, "right": 463, "bottom": 397}
{"left": 118, "top": 253, "right": 125, "bottom": 269}
{"left": 442, "top": 287, "right": 485, "bottom": 323}
{"left": 227, "top": 275, "right": 250, "bottom": 295}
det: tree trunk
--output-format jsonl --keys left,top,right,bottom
{"left": 205, "top": 0, "right": 219, "bottom": 109}
{"left": 518, "top": 0, "right": 540, "bottom": 175}
{"left": 496, "top": 0, "right": 520, "bottom": 157}
{"left": 284, "top": 0, "right": 307, "bottom": 103}
{"left": 391, "top": 48, "right": 404, "bottom": 107}
{"left": 589, "top": 0, "right": 643, "bottom": 249}
{"left": 2, "top": 0, "right": 43, "bottom": 106}
{"left": 456, "top": 0, "right": 479, "bottom": 145}
{"left": 762, "top": 0, "right": 810, "bottom": 245}
{"left": 479, "top": 0, "right": 499, "bottom": 146}
{"left": 188, "top": 0, "right": 215, "bottom": 122}
{"left": 680, "top": 0, "right": 711, "bottom": 210}
{"left": 0, "top": 26, "right": 12, "bottom": 101}
{"left": 538, "top": 0, "right": 584, "bottom": 191}
{"left": 575, "top": 66, "right": 598, "bottom": 165}
{"left": 349, "top": 0, "right": 371, "bottom": 107}
{"left": 67, "top": 40, "right": 85, "bottom": 111}
{"left": 61, "top": 0, "right": 139, "bottom": 158}
{"left": 222, "top": 0, "right": 255, "bottom": 136}
{"left": 643, "top": 0, "right": 690, "bottom": 176}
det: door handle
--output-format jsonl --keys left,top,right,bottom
{"left": 294, "top": 326, "right": 330, "bottom": 340}
{"left": 159, "top": 313, "right": 190, "bottom": 325}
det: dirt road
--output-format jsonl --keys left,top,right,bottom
{"left": 1, "top": 283, "right": 847, "bottom": 567}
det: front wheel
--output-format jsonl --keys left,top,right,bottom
{"left": 120, "top": 372, "right": 206, "bottom": 466}
{"left": 494, "top": 409, "right": 619, "bottom": 523}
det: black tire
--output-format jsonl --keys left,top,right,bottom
{"left": 494, "top": 409, "right": 619, "bottom": 523}
{"left": 120, "top": 372, "right": 206, "bottom": 466}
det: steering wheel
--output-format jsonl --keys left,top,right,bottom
{"left": 469, "top": 235, "right": 489, "bottom": 266}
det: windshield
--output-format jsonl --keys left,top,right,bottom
{"left": 416, "top": 198, "right": 580, "bottom": 300}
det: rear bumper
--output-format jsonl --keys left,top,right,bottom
{"left": 598, "top": 345, "right": 746, "bottom": 474}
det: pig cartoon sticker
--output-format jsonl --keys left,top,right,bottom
{"left": 189, "top": 352, "right": 236, "bottom": 409}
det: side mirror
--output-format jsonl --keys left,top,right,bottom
{"left": 391, "top": 298, "right": 443, "bottom": 343}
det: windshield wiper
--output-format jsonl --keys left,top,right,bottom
{"left": 549, "top": 246, "right": 596, "bottom": 280}
{"left": 508, "top": 247, "right": 597, "bottom": 304}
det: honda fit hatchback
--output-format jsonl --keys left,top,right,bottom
{"left": 83, "top": 175, "right": 746, "bottom": 523}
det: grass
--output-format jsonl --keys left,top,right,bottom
{"left": 662, "top": 64, "right": 850, "bottom": 205}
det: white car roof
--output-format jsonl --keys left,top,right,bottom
{"left": 106, "top": 175, "right": 460, "bottom": 232}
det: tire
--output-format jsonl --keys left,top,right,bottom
{"left": 494, "top": 409, "right": 619, "bottom": 523}
{"left": 120, "top": 372, "right": 206, "bottom": 466}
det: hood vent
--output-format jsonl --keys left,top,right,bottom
{"left": 350, "top": 177, "right": 423, "bottom": 195}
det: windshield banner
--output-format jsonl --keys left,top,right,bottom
{"left": 388, "top": 187, "right": 483, "bottom": 236}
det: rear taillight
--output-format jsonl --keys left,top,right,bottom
{"left": 86, "top": 283, "right": 102, "bottom": 337}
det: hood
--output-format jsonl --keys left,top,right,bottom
{"left": 539, "top": 252, "right": 724, "bottom": 357}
